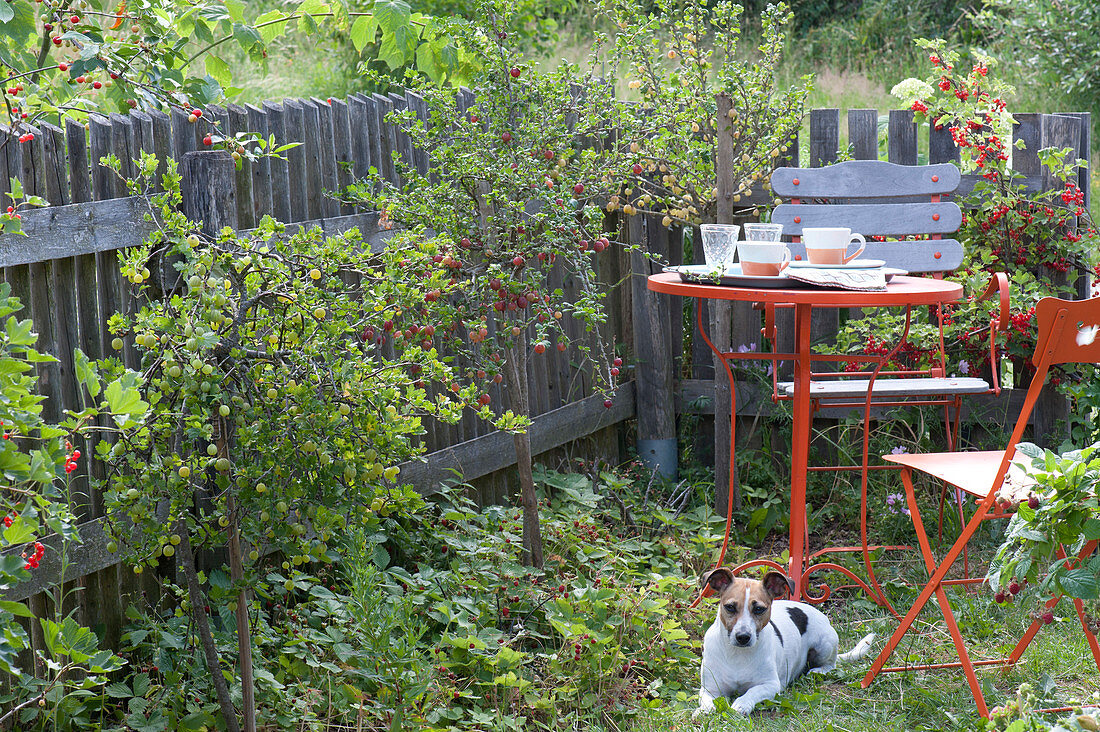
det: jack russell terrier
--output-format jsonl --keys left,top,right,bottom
{"left": 695, "top": 568, "right": 876, "bottom": 717}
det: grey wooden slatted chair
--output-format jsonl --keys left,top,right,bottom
{"left": 764, "top": 160, "right": 1009, "bottom": 608}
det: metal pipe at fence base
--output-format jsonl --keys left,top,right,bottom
{"left": 637, "top": 438, "right": 677, "bottom": 481}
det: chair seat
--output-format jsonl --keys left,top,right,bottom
{"left": 883, "top": 450, "right": 1036, "bottom": 497}
{"left": 777, "top": 377, "right": 991, "bottom": 399}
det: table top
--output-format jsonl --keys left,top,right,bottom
{"left": 647, "top": 272, "right": 963, "bottom": 307}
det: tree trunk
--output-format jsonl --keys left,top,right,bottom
{"left": 175, "top": 520, "right": 241, "bottom": 732}
{"left": 503, "top": 325, "right": 543, "bottom": 568}
{"left": 216, "top": 415, "right": 256, "bottom": 732}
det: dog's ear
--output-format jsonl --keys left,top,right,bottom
{"left": 762, "top": 571, "right": 795, "bottom": 599}
{"left": 701, "top": 567, "right": 734, "bottom": 594}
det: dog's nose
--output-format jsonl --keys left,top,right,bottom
{"left": 734, "top": 632, "right": 752, "bottom": 646}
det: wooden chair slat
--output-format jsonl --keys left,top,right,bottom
{"left": 772, "top": 161, "right": 960, "bottom": 198}
{"left": 772, "top": 202, "right": 962, "bottom": 236}
{"left": 783, "top": 238, "right": 964, "bottom": 273}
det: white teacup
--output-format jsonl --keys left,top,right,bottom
{"left": 802, "top": 227, "right": 866, "bottom": 265}
{"left": 738, "top": 241, "right": 791, "bottom": 277}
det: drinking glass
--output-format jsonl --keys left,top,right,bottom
{"left": 743, "top": 222, "right": 784, "bottom": 242}
{"left": 700, "top": 224, "right": 740, "bottom": 269}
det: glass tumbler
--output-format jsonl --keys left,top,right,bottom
{"left": 700, "top": 224, "right": 740, "bottom": 269}
{"left": 743, "top": 222, "right": 784, "bottom": 242}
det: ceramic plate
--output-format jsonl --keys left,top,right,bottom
{"left": 665, "top": 264, "right": 812, "bottom": 289}
{"left": 787, "top": 259, "right": 887, "bottom": 269}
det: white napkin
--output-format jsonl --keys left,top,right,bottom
{"left": 784, "top": 267, "right": 887, "bottom": 292}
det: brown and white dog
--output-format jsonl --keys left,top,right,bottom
{"left": 694, "top": 568, "right": 875, "bottom": 717}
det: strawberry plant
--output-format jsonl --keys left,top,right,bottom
{"left": 987, "top": 441, "right": 1100, "bottom": 615}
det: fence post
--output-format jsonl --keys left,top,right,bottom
{"left": 712, "top": 93, "right": 737, "bottom": 513}
{"left": 1032, "top": 114, "right": 1084, "bottom": 447}
{"left": 630, "top": 208, "right": 677, "bottom": 480}
{"left": 179, "top": 150, "right": 255, "bottom": 732}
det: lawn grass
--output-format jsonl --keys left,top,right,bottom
{"left": 598, "top": 549, "right": 1099, "bottom": 731}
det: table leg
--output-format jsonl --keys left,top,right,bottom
{"left": 789, "top": 303, "right": 812, "bottom": 600}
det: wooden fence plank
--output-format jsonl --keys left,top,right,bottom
{"left": 64, "top": 115, "right": 113, "bottom": 635}
{"left": 149, "top": 109, "right": 172, "bottom": 192}
{"left": 1012, "top": 113, "right": 1042, "bottom": 177}
{"left": 311, "top": 98, "right": 341, "bottom": 218}
{"left": 262, "top": 101, "right": 293, "bottom": 223}
{"left": 809, "top": 108, "right": 840, "bottom": 168}
{"left": 388, "top": 92, "right": 416, "bottom": 174}
{"left": 108, "top": 113, "right": 136, "bottom": 189}
{"left": 245, "top": 104, "right": 274, "bottom": 221}
{"left": 282, "top": 99, "right": 309, "bottom": 222}
{"left": 848, "top": 109, "right": 878, "bottom": 160}
{"left": 346, "top": 94, "right": 373, "bottom": 183}
{"left": 630, "top": 211, "right": 676, "bottom": 480}
{"left": 227, "top": 104, "right": 256, "bottom": 229}
{"left": 928, "top": 119, "right": 959, "bottom": 166}
{"left": 300, "top": 100, "right": 326, "bottom": 220}
{"left": 329, "top": 98, "right": 355, "bottom": 215}
{"left": 887, "top": 110, "right": 917, "bottom": 165}
{"left": 88, "top": 116, "right": 114, "bottom": 200}
{"left": 405, "top": 90, "right": 431, "bottom": 177}
{"left": 372, "top": 93, "right": 398, "bottom": 186}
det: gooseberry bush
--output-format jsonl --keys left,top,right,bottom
{"left": 94, "top": 153, "right": 480, "bottom": 730}
{"left": 351, "top": 1, "right": 639, "bottom": 568}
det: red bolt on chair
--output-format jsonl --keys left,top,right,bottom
{"left": 861, "top": 295, "right": 1100, "bottom": 717}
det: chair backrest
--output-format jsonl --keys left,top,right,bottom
{"left": 1000, "top": 297, "right": 1100, "bottom": 469}
{"left": 769, "top": 160, "right": 963, "bottom": 274}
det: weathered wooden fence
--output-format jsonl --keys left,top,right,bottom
{"left": 0, "top": 93, "right": 634, "bottom": 652}
{"left": 0, "top": 97, "right": 1091, "bottom": 648}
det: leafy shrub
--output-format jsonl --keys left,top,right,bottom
{"left": 94, "top": 153, "right": 480, "bottom": 730}
{"left": 987, "top": 442, "right": 1100, "bottom": 612}
{"left": 349, "top": 0, "right": 637, "bottom": 567}
{"left": 0, "top": 279, "right": 125, "bottom": 729}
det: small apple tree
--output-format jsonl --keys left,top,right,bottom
{"left": 352, "top": 2, "right": 639, "bottom": 567}
{"left": 95, "top": 155, "right": 476, "bottom": 731}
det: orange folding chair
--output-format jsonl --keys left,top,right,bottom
{"left": 861, "top": 295, "right": 1100, "bottom": 717}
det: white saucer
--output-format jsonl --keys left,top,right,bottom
{"left": 788, "top": 259, "right": 886, "bottom": 269}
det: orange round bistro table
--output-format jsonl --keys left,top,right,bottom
{"left": 647, "top": 272, "right": 964, "bottom": 602}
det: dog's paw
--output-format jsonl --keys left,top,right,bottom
{"left": 730, "top": 698, "right": 755, "bottom": 716}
